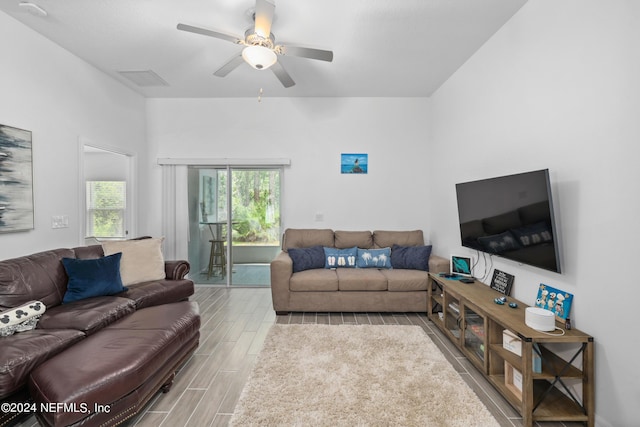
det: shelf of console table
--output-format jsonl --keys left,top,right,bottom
{"left": 428, "top": 273, "right": 594, "bottom": 427}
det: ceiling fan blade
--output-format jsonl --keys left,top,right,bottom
{"left": 214, "top": 54, "right": 245, "bottom": 77}
{"left": 253, "top": 0, "right": 275, "bottom": 38}
{"left": 271, "top": 61, "right": 295, "bottom": 88}
{"left": 177, "top": 23, "right": 240, "bottom": 44}
{"left": 279, "top": 45, "right": 333, "bottom": 62}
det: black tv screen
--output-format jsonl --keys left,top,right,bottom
{"left": 455, "top": 169, "right": 561, "bottom": 273}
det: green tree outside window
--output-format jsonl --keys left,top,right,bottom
{"left": 86, "top": 181, "right": 126, "bottom": 238}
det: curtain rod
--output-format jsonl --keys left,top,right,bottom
{"left": 158, "top": 158, "right": 290, "bottom": 166}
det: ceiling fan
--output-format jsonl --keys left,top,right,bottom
{"left": 177, "top": 0, "right": 333, "bottom": 88}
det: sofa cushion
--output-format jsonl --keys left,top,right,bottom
{"left": 102, "top": 237, "right": 166, "bottom": 286}
{"left": 334, "top": 230, "right": 373, "bottom": 249}
{"left": 391, "top": 244, "right": 432, "bottom": 271}
{"left": 381, "top": 269, "right": 430, "bottom": 292}
{"left": 356, "top": 248, "right": 392, "bottom": 269}
{"left": 372, "top": 230, "right": 424, "bottom": 248}
{"left": 288, "top": 246, "right": 326, "bottom": 273}
{"left": 290, "top": 269, "right": 338, "bottom": 292}
{"left": 118, "top": 279, "right": 194, "bottom": 309}
{"left": 0, "top": 249, "right": 75, "bottom": 309}
{"left": 336, "top": 269, "right": 387, "bottom": 291}
{"left": 28, "top": 302, "right": 200, "bottom": 427}
{"left": 61, "top": 253, "right": 128, "bottom": 304}
{"left": 323, "top": 246, "right": 357, "bottom": 269}
{"left": 0, "top": 329, "right": 85, "bottom": 399}
{"left": 283, "top": 229, "right": 334, "bottom": 252}
{"left": 37, "top": 297, "right": 136, "bottom": 335}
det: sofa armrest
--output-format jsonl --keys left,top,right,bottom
{"left": 165, "top": 260, "right": 191, "bottom": 280}
{"left": 429, "top": 254, "right": 450, "bottom": 274}
{"left": 270, "top": 251, "right": 293, "bottom": 312}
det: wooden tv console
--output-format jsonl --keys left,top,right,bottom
{"left": 428, "top": 273, "right": 594, "bottom": 427}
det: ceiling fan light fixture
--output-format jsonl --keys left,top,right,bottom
{"left": 242, "top": 45, "right": 277, "bottom": 70}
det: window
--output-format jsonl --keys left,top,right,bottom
{"left": 86, "top": 181, "right": 126, "bottom": 238}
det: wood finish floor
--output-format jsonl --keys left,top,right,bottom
{"left": 16, "top": 287, "right": 584, "bottom": 427}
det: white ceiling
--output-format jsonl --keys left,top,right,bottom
{"left": 0, "top": 0, "right": 527, "bottom": 98}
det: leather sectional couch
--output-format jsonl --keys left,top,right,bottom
{"left": 271, "top": 229, "right": 449, "bottom": 314}
{"left": 0, "top": 240, "right": 199, "bottom": 426}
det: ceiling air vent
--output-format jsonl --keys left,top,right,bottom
{"left": 118, "top": 70, "right": 169, "bottom": 87}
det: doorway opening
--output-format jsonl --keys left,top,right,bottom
{"left": 81, "top": 143, "right": 135, "bottom": 245}
{"left": 187, "top": 166, "right": 281, "bottom": 286}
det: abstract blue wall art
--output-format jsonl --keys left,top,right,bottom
{"left": 0, "top": 124, "right": 34, "bottom": 233}
{"left": 341, "top": 153, "right": 368, "bottom": 174}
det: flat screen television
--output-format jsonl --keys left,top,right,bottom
{"left": 455, "top": 169, "right": 561, "bottom": 273}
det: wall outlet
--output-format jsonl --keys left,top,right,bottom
{"left": 314, "top": 212, "right": 324, "bottom": 222}
{"left": 51, "top": 215, "right": 69, "bottom": 229}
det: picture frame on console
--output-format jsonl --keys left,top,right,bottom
{"left": 450, "top": 254, "right": 473, "bottom": 277}
{"left": 534, "top": 283, "right": 573, "bottom": 324}
{"left": 490, "top": 269, "right": 515, "bottom": 295}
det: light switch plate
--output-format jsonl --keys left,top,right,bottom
{"left": 51, "top": 215, "right": 69, "bottom": 229}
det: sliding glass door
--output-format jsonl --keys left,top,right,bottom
{"left": 187, "top": 166, "right": 281, "bottom": 286}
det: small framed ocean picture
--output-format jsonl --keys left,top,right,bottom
{"left": 341, "top": 153, "right": 368, "bottom": 174}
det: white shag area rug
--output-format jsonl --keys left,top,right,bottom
{"left": 230, "top": 324, "right": 499, "bottom": 427}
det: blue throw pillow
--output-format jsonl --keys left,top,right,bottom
{"left": 288, "top": 246, "right": 326, "bottom": 273}
{"left": 61, "top": 253, "right": 128, "bottom": 304}
{"left": 323, "top": 246, "right": 358, "bottom": 269}
{"left": 356, "top": 247, "right": 392, "bottom": 269}
{"left": 390, "top": 244, "right": 432, "bottom": 271}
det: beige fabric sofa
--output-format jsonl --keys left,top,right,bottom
{"left": 270, "top": 229, "right": 449, "bottom": 314}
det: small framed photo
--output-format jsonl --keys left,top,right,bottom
{"left": 450, "top": 254, "right": 473, "bottom": 277}
{"left": 490, "top": 269, "right": 515, "bottom": 295}
{"left": 341, "top": 153, "right": 367, "bottom": 174}
{"left": 534, "top": 283, "right": 573, "bottom": 324}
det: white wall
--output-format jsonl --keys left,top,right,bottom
{"left": 3, "top": 3, "right": 634, "bottom": 424}
{"left": 0, "top": 12, "right": 146, "bottom": 260}
{"left": 429, "top": 1, "right": 639, "bottom": 426}
{"left": 84, "top": 151, "right": 129, "bottom": 181}
{"left": 146, "top": 97, "right": 433, "bottom": 238}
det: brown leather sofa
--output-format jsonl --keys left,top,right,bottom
{"left": 0, "top": 243, "right": 198, "bottom": 426}
{"left": 271, "top": 229, "right": 450, "bottom": 314}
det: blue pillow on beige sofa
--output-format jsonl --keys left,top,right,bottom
{"left": 324, "top": 246, "right": 357, "bottom": 268}
{"left": 288, "top": 246, "right": 325, "bottom": 273}
{"left": 390, "top": 244, "right": 432, "bottom": 271}
{"left": 356, "top": 247, "right": 392, "bottom": 269}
